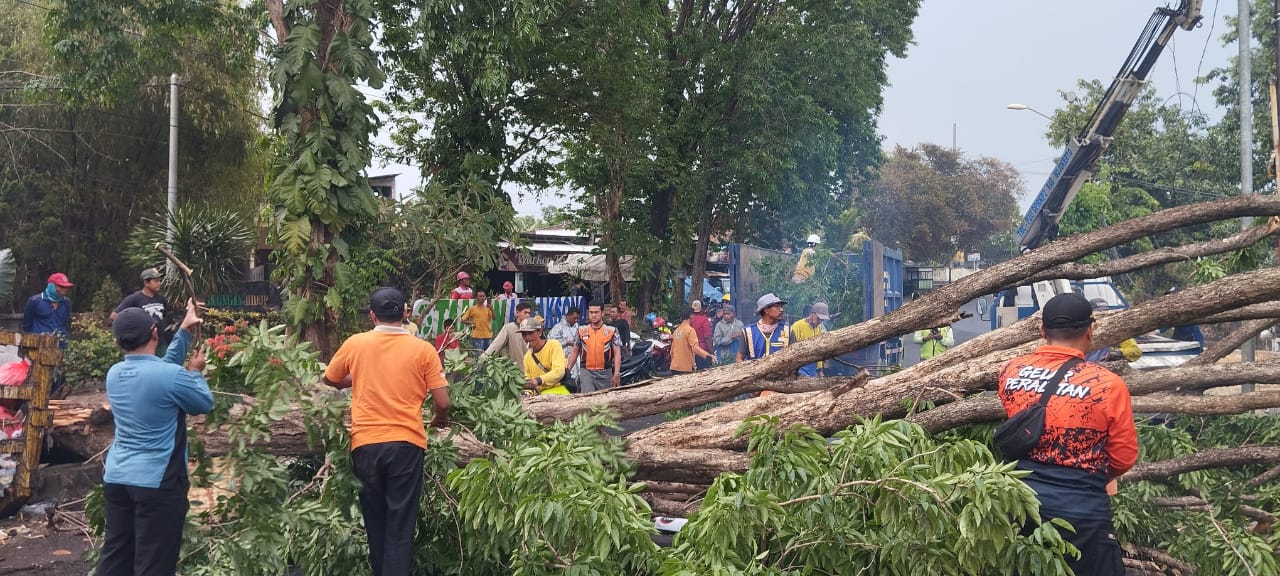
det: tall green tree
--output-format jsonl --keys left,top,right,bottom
{"left": 13, "top": 1, "right": 262, "bottom": 307}
{"left": 860, "top": 144, "right": 1021, "bottom": 264}
{"left": 261, "top": 0, "right": 383, "bottom": 357}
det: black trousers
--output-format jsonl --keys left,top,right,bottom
{"left": 352, "top": 441, "right": 425, "bottom": 576}
{"left": 97, "top": 483, "right": 188, "bottom": 576}
{"left": 1020, "top": 515, "right": 1123, "bottom": 576}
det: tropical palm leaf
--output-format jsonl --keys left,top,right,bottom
{"left": 0, "top": 249, "right": 13, "bottom": 305}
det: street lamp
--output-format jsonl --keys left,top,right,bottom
{"left": 1006, "top": 103, "right": 1053, "bottom": 122}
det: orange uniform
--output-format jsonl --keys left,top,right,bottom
{"left": 997, "top": 345, "right": 1138, "bottom": 519}
{"left": 324, "top": 327, "right": 449, "bottom": 450}
{"left": 576, "top": 324, "right": 619, "bottom": 370}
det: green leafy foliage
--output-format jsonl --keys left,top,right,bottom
{"left": 0, "top": 248, "right": 14, "bottom": 305}
{"left": 62, "top": 314, "right": 118, "bottom": 394}
{"left": 81, "top": 317, "right": 1083, "bottom": 575}
{"left": 123, "top": 205, "right": 256, "bottom": 297}
{"left": 266, "top": 0, "right": 383, "bottom": 354}
{"left": 664, "top": 417, "right": 1073, "bottom": 575}
{"left": 859, "top": 144, "right": 1021, "bottom": 264}
{"left": 750, "top": 248, "right": 863, "bottom": 330}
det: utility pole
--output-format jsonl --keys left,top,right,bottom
{"left": 167, "top": 73, "right": 179, "bottom": 275}
{"left": 1239, "top": 0, "right": 1256, "bottom": 390}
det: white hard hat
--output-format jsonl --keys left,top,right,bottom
{"left": 806, "top": 234, "right": 821, "bottom": 244}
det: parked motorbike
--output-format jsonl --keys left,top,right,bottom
{"left": 619, "top": 339, "right": 655, "bottom": 384}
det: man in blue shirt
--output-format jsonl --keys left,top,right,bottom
{"left": 98, "top": 299, "right": 211, "bottom": 576}
{"left": 22, "top": 272, "right": 74, "bottom": 348}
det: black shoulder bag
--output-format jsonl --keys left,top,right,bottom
{"left": 993, "top": 358, "right": 1082, "bottom": 460}
{"left": 531, "top": 349, "right": 578, "bottom": 394}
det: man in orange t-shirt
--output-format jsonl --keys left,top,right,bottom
{"left": 324, "top": 287, "right": 450, "bottom": 576}
{"left": 670, "top": 307, "right": 716, "bottom": 374}
{"left": 997, "top": 293, "right": 1137, "bottom": 576}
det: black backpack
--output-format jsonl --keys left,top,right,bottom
{"left": 993, "top": 358, "right": 1082, "bottom": 460}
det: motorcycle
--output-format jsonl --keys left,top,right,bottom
{"left": 619, "top": 339, "right": 655, "bottom": 384}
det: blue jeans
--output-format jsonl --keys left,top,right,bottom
{"left": 470, "top": 338, "right": 491, "bottom": 353}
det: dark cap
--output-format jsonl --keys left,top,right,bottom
{"left": 140, "top": 268, "right": 164, "bottom": 281}
{"left": 369, "top": 287, "right": 406, "bottom": 318}
{"left": 1042, "top": 293, "right": 1094, "bottom": 329}
{"left": 112, "top": 307, "right": 156, "bottom": 349}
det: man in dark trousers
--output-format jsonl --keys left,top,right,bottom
{"left": 996, "top": 293, "right": 1138, "bottom": 575}
{"left": 111, "top": 268, "right": 169, "bottom": 349}
{"left": 98, "top": 299, "right": 211, "bottom": 576}
{"left": 324, "top": 287, "right": 451, "bottom": 576}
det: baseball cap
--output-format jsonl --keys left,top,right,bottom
{"left": 722, "top": 304, "right": 736, "bottom": 313}
{"left": 691, "top": 300, "right": 703, "bottom": 311}
{"left": 456, "top": 271, "right": 470, "bottom": 281}
{"left": 140, "top": 268, "right": 164, "bottom": 281}
{"left": 755, "top": 293, "right": 786, "bottom": 315}
{"left": 369, "top": 287, "right": 406, "bottom": 318}
{"left": 47, "top": 273, "right": 73, "bottom": 287}
{"left": 516, "top": 317, "right": 544, "bottom": 333}
{"left": 112, "top": 307, "right": 156, "bottom": 349}
{"left": 812, "top": 302, "right": 831, "bottom": 320}
{"left": 1042, "top": 293, "right": 1094, "bottom": 329}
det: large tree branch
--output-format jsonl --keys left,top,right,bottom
{"left": 264, "top": 0, "right": 290, "bottom": 44}
{"left": 1122, "top": 446, "right": 1280, "bottom": 484}
{"left": 1184, "top": 318, "right": 1277, "bottom": 367}
{"left": 1201, "top": 302, "right": 1280, "bottom": 324}
{"left": 1024, "top": 218, "right": 1280, "bottom": 284}
{"left": 908, "top": 361, "right": 1280, "bottom": 433}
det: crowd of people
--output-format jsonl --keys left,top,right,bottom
{"left": 14, "top": 264, "right": 1256, "bottom": 576}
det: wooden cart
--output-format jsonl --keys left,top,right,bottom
{"left": 0, "top": 331, "right": 61, "bottom": 513}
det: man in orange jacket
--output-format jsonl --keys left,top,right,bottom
{"left": 997, "top": 293, "right": 1138, "bottom": 576}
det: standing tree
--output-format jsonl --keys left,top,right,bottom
{"left": 860, "top": 144, "right": 1021, "bottom": 263}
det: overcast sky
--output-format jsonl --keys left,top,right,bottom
{"left": 369, "top": 0, "right": 1241, "bottom": 217}
{"left": 879, "top": 0, "right": 1237, "bottom": 208}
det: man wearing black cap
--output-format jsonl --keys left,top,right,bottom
{"left": 111, "top": 268, "right": 169, "bottom": 350}
{"left": 996, "top": 293, "right": 1139, "bottom": 576}
{"left": 324, "top": 287, "right": 451, "bottom": 576}
{"left": 99, "top": 299, "right": 211, "bottom": 576}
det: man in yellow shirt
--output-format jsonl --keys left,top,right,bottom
{"left": 671, "top": 307, "right": 716, "bottom": 374}
{"left": 460, "top": 290, "right": 495, "bottom": 351}
{"left": 790, "top": 302, "right": 829, "bottom": 376}
{"left": 518, "top": 318, "right": 570, "bottom": 395}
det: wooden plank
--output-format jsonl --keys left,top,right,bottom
{"left": 0, "top": 386, "right": 34, "bottom": 400}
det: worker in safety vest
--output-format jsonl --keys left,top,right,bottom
{"left": 738, "top": 293, "right": 790, "bottom": 362}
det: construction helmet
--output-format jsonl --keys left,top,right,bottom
{"left": 806, "top": 234, "right": 821, "bottom": 245}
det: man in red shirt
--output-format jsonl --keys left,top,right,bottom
{"left": 996, "top": 293, "right": 1138, "bottom": 576}
{"left": 450, "top": 272, "right": 473, "bottom": 299}
{"left": 689, "top": 300, "right": 713, "bottom": 370}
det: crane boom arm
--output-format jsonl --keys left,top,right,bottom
{"left": 1017, "top": 0, "right": 1202, "bottom": 252}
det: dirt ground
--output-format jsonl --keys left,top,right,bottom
{"left": 0, "top": 509, "right": 91, "bottom": 576}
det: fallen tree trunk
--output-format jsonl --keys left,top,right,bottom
{"left": 526, "top": 196, "right": 1280, "bottom": 423}
{"left": 625, "top": 271, "right": 1280, "bottom": 454}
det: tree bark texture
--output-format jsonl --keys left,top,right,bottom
{"left": 1122, "top": 446, "right": 1280, "bottom": 484}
